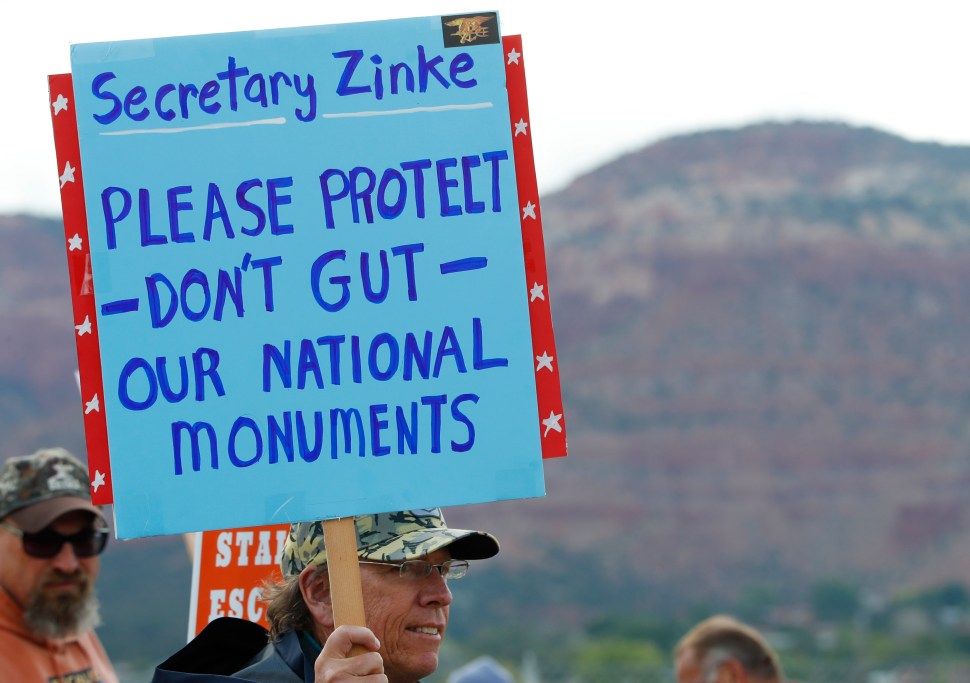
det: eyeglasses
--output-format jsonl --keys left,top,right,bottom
{"left": 358, "top": 559, "right": 469, "bottom": 580}
{"left": 0, "top": 520, "right": 109, "bottom": 559}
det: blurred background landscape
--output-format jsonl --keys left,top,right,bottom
{"left": 7, "top": 119, "right": 970, "bottom": 681}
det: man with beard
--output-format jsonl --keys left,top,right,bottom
{"left": 0, "top": 447, "right": 118, "bottom": 682}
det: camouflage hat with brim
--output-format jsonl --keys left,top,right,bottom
{"left": 282, "top": 508, "right": 499, "bottom": 576}
{"left": 0, "top": 448, "right": 104, "bottom": 533}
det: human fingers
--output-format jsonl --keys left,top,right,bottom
{"left": 314, "top": 625, "right": 385, "bottom": 683}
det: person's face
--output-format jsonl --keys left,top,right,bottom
{"left": 0, "top": 510, "right": 102, "bottom": 636}
{"left": 358, "top": 548, "right": 454, "bottom": 683}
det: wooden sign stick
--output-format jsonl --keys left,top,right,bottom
{"left": 323, "top": 517, "right": 368, "bottom": 655}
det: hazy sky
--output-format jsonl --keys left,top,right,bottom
{"left": 4, "top": 0, "right": 969, "bottom": 217}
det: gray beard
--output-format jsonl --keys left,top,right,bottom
{"left": 23, "top": 571, "right": 102, "bottom": 640}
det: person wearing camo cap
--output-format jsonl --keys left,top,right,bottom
{"left": 153, "top": 507, "right": 499, "bottom": 683}
{"left": 0, "top": 447, "right": 117, "bottom": 683}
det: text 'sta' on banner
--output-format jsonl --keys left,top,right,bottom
{"left": 188, "top": 525, "right": 289, "bottom": 638}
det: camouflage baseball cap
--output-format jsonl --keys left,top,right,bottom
{"left": 0, "top": 448, "right": 104, "bottom": 533}
{"left": 282, "top": 508, "right": 499, "bottom": 576}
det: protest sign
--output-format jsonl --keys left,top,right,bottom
{"left": 49, "top": 14, "right": 565, "bottom": 539}
{"left": 187, "top": 524, "right": 289, "bottom": 638}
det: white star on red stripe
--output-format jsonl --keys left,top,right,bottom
{"left": 542, "top": 411, "right": 563, "bottom": 437}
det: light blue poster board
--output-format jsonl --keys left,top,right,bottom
{"left": 69, "top": 13, "right": 545, "bottom": 538}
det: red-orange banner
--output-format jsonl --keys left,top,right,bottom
{"left": 188, "top": 524, "right": 290, "bottom": 638}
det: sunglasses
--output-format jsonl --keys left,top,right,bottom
{"left": 0, "top": 520, "right": 109, "bottom": 559}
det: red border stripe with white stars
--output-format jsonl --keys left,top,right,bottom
{"left": 48, "top": 73, "right": 114, "bottom": 503}
{"left": 504, "top": 36, "right": 567, "bottom": 459}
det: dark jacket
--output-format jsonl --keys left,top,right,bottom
{"left": 151, "top": 617, "right": 317, "bottom": 682}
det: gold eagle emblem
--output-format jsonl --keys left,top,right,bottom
{"left": 444, "top": 16, "right": 492, "bottom": 44}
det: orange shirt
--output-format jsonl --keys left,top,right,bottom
{"left": 0, "top": 589, "right": 118, "bottom": 683}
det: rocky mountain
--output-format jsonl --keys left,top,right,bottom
{"left": 450, "top": 121, "right": 970, "bottom": 615}
{"left": 470, "top": 123, "right": 970, "bottom": 593}
{"left": 5, "top": 121, "right": 970, "bottom": 665}
{"left": 0, "top": 215, "right": 86, "bottom": 454}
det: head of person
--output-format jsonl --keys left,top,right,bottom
{"left": 674, "top": 615, "right": 783, "bottom": 683}
{"left": 264, "top": 508, "right": 499, "bottom": 683}
{"left": 0, "top": 447, "right": 109, "bottom": 639}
